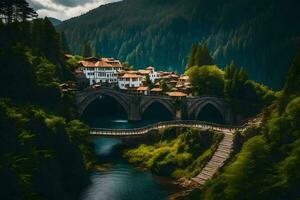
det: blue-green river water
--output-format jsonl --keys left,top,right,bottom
{"left": 80, "top": 120, "right": 180, "bottom": 200}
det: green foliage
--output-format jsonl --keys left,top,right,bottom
{"left": 0, "top": 18, "right": 94, "bottom": 200}
{"left": 186, "top": 58, "right": 276, "bottom": 117}
{"left": 189, "top": 51, "right": 300, "bottom": 200}
{"left": 122, "top": 61, "right": 135, "bottom": 71}
{"left": 187, "top": 44, "right": 214, "bottom": 69}
{"left": 0, "top": 19, "right": 76, "bottom": 117}
{"left": 57, "top": 0, "right": 300, "bottom": 88}
{"left": 159, "top": 79, "right": 170, "bottom": 92}
{"left": 0, "top": 100, "right": 93, "bottom": 200}
{"left": 66, "top": 55, "right": 84, "bottom": 71}
{"left": 283, "top": 50, "right": 300, "bottom": 98}
{"left": 0, "top": 0, "right": 37, "bottom": 23}
{"left": 145, "top": 74, "right": 154, "bottom": 89}
{"left": 124, "top": 128, "right": 222, "bottom": 178}
{"left": 186, "top": 65, "right": 225, "bottom": 97}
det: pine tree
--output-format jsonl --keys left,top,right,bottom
{"left": 201, "top": 44, "right": 214, "bottom": 65}
{"left": 194, "top": 45, "right": 204, "bottom": 67}
{"left": 224, "top": 60, "right": 237, "bottom": 79}
{"left": 238, "top": 67, "right": 248, "bottom": 82}
{"left": 283, "top": 49, "right": 300, "bottom": 97}
{"left": 82, "top": 41, "right": 93, "bottom": 58}
{"left": 186, "top": 43, "right": 214, "bottom": 69}
{"left": 16, "top": 0, "right": 37, "bottom": 22}
{"left": 186, "top": 43, "right": 197, "bottom": 68}
{"left": 0, "top": 0, "right": 37, "bottom": 23}
{"left": 61, "top": 31, "right": 71, "bottom": 53}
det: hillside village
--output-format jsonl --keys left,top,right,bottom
{"left": 71, "top": 55, "right": 192, "bottom": 97}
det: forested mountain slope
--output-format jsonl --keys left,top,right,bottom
{"left": 188, "top": 50, "right": 300, "bottom": 200}
{"left": 57, "top": 0, "right": 300, "bottom": 89}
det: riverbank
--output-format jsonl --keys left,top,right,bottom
{"left": 123, "top": 127, "right": 223, "bottom": 180}
{"left": 81, "top": 137, "right": 183, "bottom": 200}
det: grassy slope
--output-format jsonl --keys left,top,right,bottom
{"left": 124, "top": 128, "right": 223, "bottom": 178}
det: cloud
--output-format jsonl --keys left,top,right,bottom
{"left": 51, "top": 0, "right": 94, "bottom": 7}
{"left": 27, "top": 0, "right": 120, "bottom": 21}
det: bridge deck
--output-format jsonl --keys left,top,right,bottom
{"left": 90, "top": 120, "right": 244, "bottom": 136}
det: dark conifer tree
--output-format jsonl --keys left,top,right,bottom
{"left": 224, "top": 61, "right": 237, "bottom": 79}
{"left": 283, "top": 49, "right": 300, "bottom": 96}
{"left": 82, "top": 41, "right": 93, "bottom": 58}
{"left": 0, "top": 0, "right": 36, "bottom": 23}
{"left": 187, "top": 44, "right": 214, "bottom": 68}
{"left": 61, "top": 31, "right": 71, "bottom": 53}
{"left": 187, "top": 43, "right": 197, "bottom": 68}
{"left": 16, "top": 0, "right": 37, "bottom": 22}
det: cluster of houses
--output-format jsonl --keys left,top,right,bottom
{"left": 73, "top": 56, "right": 192, "bottom": 97}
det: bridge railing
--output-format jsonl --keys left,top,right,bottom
{"left": 89, "top": 120, "right": 254, "bottom": 135}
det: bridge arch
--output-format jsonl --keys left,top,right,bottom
{"left": 141, "top": 99, "right": 176, "bottom": 119}
{"left": 195, "top": 102, "right": 225, "bottom": 124}
{"left": 78, "top": 89, "right": 130, "bottom": 118}
{"left": 188, "top": 98, "right": 233, "bottom": 124}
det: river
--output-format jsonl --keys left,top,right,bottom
{"left": 80, "top": 120, "right": 180, "bottom": 200}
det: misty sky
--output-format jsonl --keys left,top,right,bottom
{"left": 27, "top": 0, "right": 120, "bottom": 21}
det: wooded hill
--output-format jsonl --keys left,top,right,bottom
{"left": 57, "top": 0, "right": 300, "bottom": 89}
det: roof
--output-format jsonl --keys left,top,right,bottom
{"left": 170, "top": 80, "right": 178, "bottom": 83}
{"left": 138, "top": 70, "right": 151, "bottom": 75}
{"left": 146, "top": 66, "right": 154, "bottom": 70}
{"left": 170, "top": 74, "right": 179, "bottom": 78}
{"left": 79, "top": 57, "right": 123, "bottom": 68}
{"left": 151, "top": 88, "right": 163, "bottom": 92}
{"left": 176, "top": 84, "right": 184, "bottom": 88}
{"left": 179, "top": 75, "right": 189, "bottom": 80}
{"left": 137, "top": 86, "right": 149, "bottom": 91}
{"left": 84, "top": 57, "right": 99, "bottom": 62}
{"left": 121, "top": 73, "right": 142, "bottom": 78}
{"left": 168, "top": 91, "right": 187, "bottom": 97}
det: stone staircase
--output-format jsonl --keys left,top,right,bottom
{"left": 192, "top": 131, "right": 234, "bottom": 186}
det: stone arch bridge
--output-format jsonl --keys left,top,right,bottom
{"left": 76, "top": 88, "right": 235, "bottom": 124}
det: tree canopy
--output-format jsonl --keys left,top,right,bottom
{"left": 189, "top": 49, "right": 300, "bottom": 200}
{"left": 0, "top": 0, "right": 37, "bottom": 23}
{"left": 186, "top": 44, "right": 214, "bottom": 69}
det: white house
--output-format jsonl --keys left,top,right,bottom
{"left": 78, "top": 57, "right": 123, "bottom": 85}
{"left": 138, "top": 66, "right": 159, "bottom": 83}
{"left": 146, "top": 66, "right": 159, "bottom": 83}
{"left": 118, "top": 73, "right": 143, "bottom": 90}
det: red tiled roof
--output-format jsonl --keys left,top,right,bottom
{"left": 137, "top": 87, "right": 149, "bottom": 91}
{"left": 151, "top": 88, "right": 162, "bottom": 92}
{"left": 146, "top": 66, "right": 154, "bottom": 70}
{"left": 168, "top": 91, "right": 187, "bottom": 97}
{"left": 138, "top": 70, "right": 151, "bottom": 75}
{"left": 79, "top": 58, "right": 123, "bottom": 68}
{"left": 179, "top": 75, "right": 189, "bottom": 80}
{"left": 121, "top": 73, "right": 142, "bottom": 78}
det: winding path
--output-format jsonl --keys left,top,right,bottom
{"left": 90, "top": 119, "right": 259, "bottom": 186}
{"left": 191, "top": 130, "right": 234, "bottom": 185}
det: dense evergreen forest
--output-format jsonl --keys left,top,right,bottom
{"left": 0, "top": 1, "right": 93, "bottom": 200}
{"left": 188, "top": 50, "right": 300, "bottom": 200}
{"left": 57, "top": 0, "right": 300, "bottom": 89}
